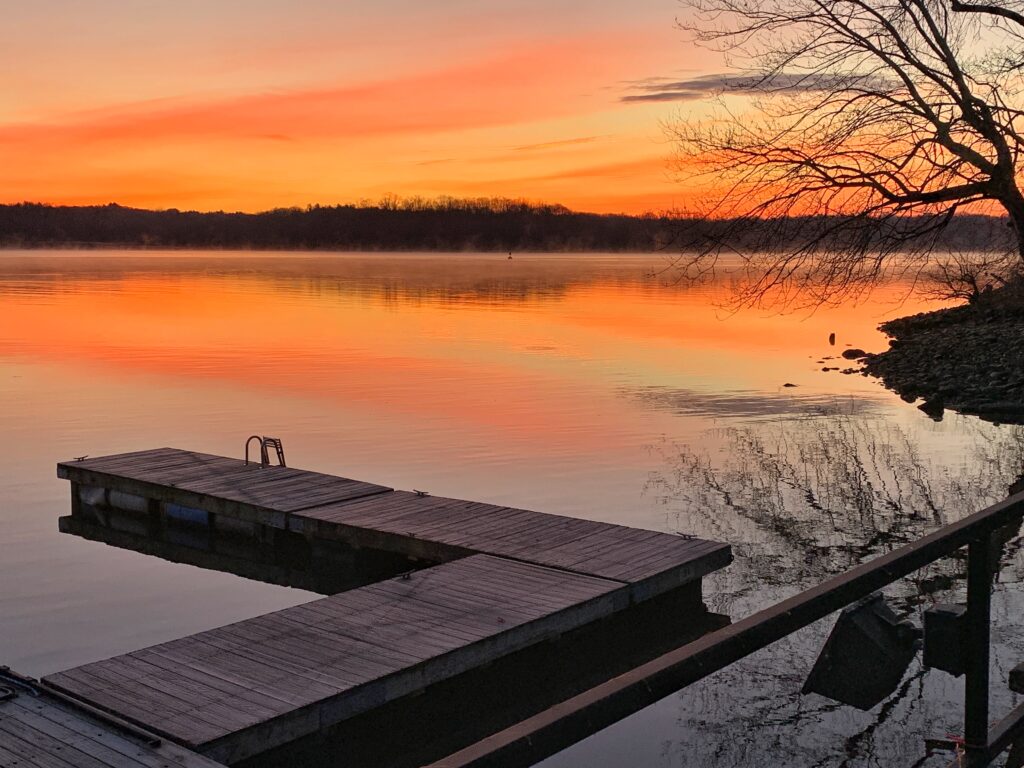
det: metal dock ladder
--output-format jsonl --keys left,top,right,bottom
{"left": 245, "top": 435, "right": 287, "bottom": 468}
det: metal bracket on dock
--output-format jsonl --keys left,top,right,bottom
{"left": 0, "top": 665, "right": 40, "bottom": 696}
{"left": 245, "top": 435, "right": 287, "bottom": 468}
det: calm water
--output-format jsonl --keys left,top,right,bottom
{"left": 1, "top": 250, "right": 1022, "bottom": 767}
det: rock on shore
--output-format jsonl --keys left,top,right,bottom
{"left": 861, "top": 299, "right": 1024, "bottom": 424}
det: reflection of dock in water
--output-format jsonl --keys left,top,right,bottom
{"left": 61, "top": 496, "right": 414, "bottom": 595}
{"left": 49, "top": 448, "right": 732, "bottom": 766}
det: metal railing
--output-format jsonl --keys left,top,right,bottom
{"left": 428, "top": 491, "right": 1024, "bottom": 768}
{"left": 244, "top": 435, "right": 286, "bottom": 468}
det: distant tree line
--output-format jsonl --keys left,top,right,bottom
{"left": 0, "top": 198, "right": 1011, "bottom": 253}
{"left": 0, "top": 199, "right": 668, "bottom": 252}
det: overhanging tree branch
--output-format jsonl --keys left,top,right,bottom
{"left": 669, "top": 0, "right": 1024, "bottom": 307}
{"left": 951, "top": 0, "right": 1024, "bottom": 29}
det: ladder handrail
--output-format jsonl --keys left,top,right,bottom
{"left": 244, "top": 435, "right": 263, "bottom": 466}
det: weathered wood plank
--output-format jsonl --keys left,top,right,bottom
{"left": 61, "top": 448, "right": 730, "bottom": 593}
{"left": 59, "top": 449, "right": 393, "bottom": 526}
{"left": 44, "top": 555, "right": 627, "bottom": 764}
{"left": 6, "top": 701, "right": 148, "bottom": 768}
{"left": 0, "top": 725, "right": 77, "bottom": 768}
{"left": 0, "top": 679, "right": 224, "bottom": 768}
{"left": 0, "top": 715, "right": 123, "bottom": 768}
{"left": 310, "top": 502, "right": 727, "bottom": 588}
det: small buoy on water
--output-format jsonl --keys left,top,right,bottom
{"left": 828, "top": 332, "right": 836, "bottom": 346}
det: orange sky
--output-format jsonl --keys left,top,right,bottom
{"left": 0, "top": 2, "right": 731, "bottom": 215}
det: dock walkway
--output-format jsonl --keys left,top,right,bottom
{"left": 50, "top": 447, "right": 732, "bottom": 764}
{"left": 58, "top": 448, "right": 730, "bottom": 598}
{"left": 43, "top": 556, "right": 626, "bottom": 764}
{"left": 0, "top": 669, "right": 222, "bottom": 768}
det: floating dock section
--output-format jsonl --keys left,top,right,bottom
{"left": 50, "top": 448, "right": 732, "bottom": 764}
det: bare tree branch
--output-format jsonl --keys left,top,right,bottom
{"left": 951, "top": 0, "right": 1024, "bottom": 30}
{"left": 670, "top": 0, "right": 1024, "bottom": 306}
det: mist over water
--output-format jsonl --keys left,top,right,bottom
{"left": 1, "top": 250, "right": 1020, "bottom": 767}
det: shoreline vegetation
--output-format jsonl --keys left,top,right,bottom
{"left": 0, "top": 200, "right": 673, "bottom": 252}
{"left": 0, "top": 200, "right": 1010, "bottom": 253}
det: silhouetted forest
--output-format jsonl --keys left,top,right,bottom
{"left": 0, "top": 199, "right": 1011, "bottom": 252}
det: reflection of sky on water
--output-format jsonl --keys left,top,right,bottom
{"left": 0, "top": 250, "right": 1015, "bottom": 767}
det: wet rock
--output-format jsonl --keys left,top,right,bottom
{"left": 782, "top": 382, "right": 798, "bottom": 387}
{"left": 829, "top": 332, "right": 836, "bottom": 346}
{"left": 842, "top": 348, "right": 868, "bottom": 360}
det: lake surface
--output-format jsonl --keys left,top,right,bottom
{"left": 1, "top": 250, "right": 1022, "bottom": 767}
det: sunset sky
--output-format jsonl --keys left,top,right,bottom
{"left": 2, "top": 1, "right": 730, "bottom": 214}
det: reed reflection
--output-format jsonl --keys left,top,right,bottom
{"left": 640, "top": 410, "right": 1024, "bottom": 767}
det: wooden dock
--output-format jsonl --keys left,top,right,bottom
{"left": 50, "top": 447, "right": 732, "bottom": 764}
{"left": 58, "top": 448, "right": 730, "bottom": 599}
{"left": 0, "top": 668, "right": 222, "bottom": 768}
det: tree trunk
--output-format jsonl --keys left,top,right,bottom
{"left": 999, "top": 191, "right": 1024, "bottom": 265}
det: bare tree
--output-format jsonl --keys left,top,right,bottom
{"left": 671, "top": 0, "right": 1024, "bottom": 306}
{"left": 922, "top": 248, "right": 1021, "bottom": 301}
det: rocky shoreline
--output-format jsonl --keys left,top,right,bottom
{"left": 859, "top": 298, "right": 1024, "bottom": 424}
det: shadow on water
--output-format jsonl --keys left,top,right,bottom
{"left": 637, "top": 407, "right": 1024, "bottom": 767}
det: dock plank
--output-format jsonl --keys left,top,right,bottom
{"left": 302, "top": 494, "right": 730, "bottom": 590}
{"left": 44, "top": 555, "right": 625, "bottom": 764}
{"left": 0, "top": 679, "right": 223, "bottom": 768}
{"left": 61, "top": 449, "right": 393, "bottom": 519}
{"left": 60, "top": 446, "right": 731, "bottom": 598}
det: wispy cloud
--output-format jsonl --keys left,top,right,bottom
{"left": 620, "top": 72, "right": 850, "bottom": 103}
{"left": 512, "top": 135, "right": 608, "bottom": 151}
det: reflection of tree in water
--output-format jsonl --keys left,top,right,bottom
{"left": 643, "top": 411, "right": 1024, "bottom": 767}
{"left": 0, "top": 254, "right": 660, "bottom": 307}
